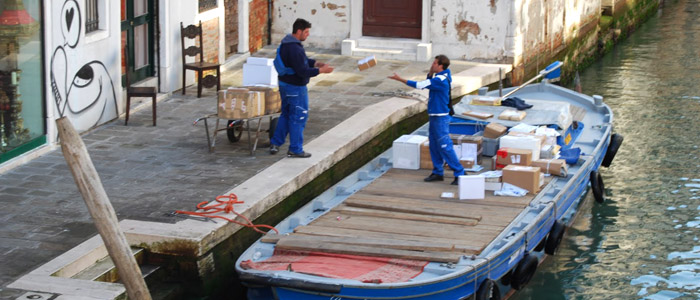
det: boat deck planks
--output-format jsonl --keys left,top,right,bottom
{"left": 271, "top": 168, "right": 542, "bottom": 262}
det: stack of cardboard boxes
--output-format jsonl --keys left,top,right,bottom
{"left": 391, "top": 121, "right": 569, "bottom": 200}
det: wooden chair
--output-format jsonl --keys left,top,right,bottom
{"left": 180, "top": 21, "right": 221, "bottom": 98}
{"left": 124, "top": 44, "right": 157, "bottom": 126}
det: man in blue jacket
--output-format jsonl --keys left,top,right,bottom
{"left": 388, "top": 55, "right": 465, "bottom": 185}
{"left": 269, "top": 18, "right": 334, "bottom": 158}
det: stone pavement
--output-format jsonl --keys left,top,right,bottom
{"left": 0, "top": 47, "right": 501, "bottom": 299}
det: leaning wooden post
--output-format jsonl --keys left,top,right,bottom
{"left": 56, "top": 117, "right": 152, "bottom": 300}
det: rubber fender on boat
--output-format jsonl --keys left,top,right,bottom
{"left": 510, "top": 253, "right": 538, "bottom": 290}
{"left": 590, "top": 170, "right": 605, "bottom": 203}
{"left": 602, "top": 133, "right": 624, "bottom": 167}
{"left": 534, "top": 237, "right": 546, "bottom": 252}
{"left": 545, "top": 221, "right": 566, "bottom": 255}
{"left": 476, "top": 278, "right": 501, "bottom": 300}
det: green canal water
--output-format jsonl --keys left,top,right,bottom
{"left": 514, "top": 1, "right": 700, "bottom": 299}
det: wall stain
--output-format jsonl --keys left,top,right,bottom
{"left": 455, "top": 20, "right": 481, "bottom": 43}
{"left": 490, "top": 0, "right": 497, "bottom": 14}
{"left": 321, "top": 2, "right": 326, "bottom": 9}
{"left": 335, "top": 12, "right": 346, "bottom": 17}
{"left": 311, "top": 9, "right": 317, "bottom": 15}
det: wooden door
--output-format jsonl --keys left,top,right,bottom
{"left": 121, "top": 0, "right": 154, "bottom": 84}
{"left": 362, "top": 0, "right": 422, "bottom": 39}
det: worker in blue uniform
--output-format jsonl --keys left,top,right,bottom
{"left": 270, "top": 18, "right": 334, "bottom": 158}
{"left": 388, "top": 55, "right": 465, "bottom": 185}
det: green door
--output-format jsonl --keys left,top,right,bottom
{"left": 121, "top": 0, "right": 154, "bottom": 84}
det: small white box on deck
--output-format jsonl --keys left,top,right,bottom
{"left": 243, "top": 64, "right": 278, "bottom": 86}
{"left": 393, "top": 135, "right": 429, "bottom": 170}
{"left": 459, "top": 175, "right": 485, "bottom": 200}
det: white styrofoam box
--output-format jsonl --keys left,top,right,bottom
{"left": 393, "top": 135, "right": 429, "bottom": 170}
{"left": 459, "top": 175, "right": 485, "bottom": 200}
{"left": 243, "top": 64, "right": 278, "bottom": 86}
{"left": 246, "top": 57, "right": 274, "bottom": 66}
{"left": 460, "top": 143, "right": 478, "bottom": 162}
{"left": 485, "top": 182, "right": 503, "bottom": 191}
{"left": 499, "top": 135, "right": 542, "bottom": 161}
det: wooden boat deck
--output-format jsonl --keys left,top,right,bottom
{"left": 263, "top": 168, "right": 547, "bottom": 263}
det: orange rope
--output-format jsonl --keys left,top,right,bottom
{"left": 175, "top": 193, "right": 279, "bottom": 234}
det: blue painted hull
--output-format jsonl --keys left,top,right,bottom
{"left": 238, "top": 82, "right": 615, "bottom": 300}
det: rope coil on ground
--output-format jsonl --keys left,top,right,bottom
{"left": 175, "top": 193, "right": 279, "bottom": 234}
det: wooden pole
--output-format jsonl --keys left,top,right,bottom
{"left": 56, "top": 117, "right": 152, "bottom": 300}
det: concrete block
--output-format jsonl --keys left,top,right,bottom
{"left": 417, "top": 43, "right": 432, "bottom": 62}
{"left": 342, "top": 39, "right": 356, "bottom": 56}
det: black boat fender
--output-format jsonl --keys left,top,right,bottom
{"left": 545, "top": 221, "right": 566, "bottom": 255}
{"left": 590, "top": 170, "right": 605, "bottom": 203}
{"left": 602, "top": 133, "right": 624, "bottom": 167}
{"left": 510, "top": 253, "right": 538, "bottom": 290}
{"left": 476, "top": 278, "right": 501, "bottom": 300}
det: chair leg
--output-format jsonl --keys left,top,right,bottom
{"left": 197, "top": 71, "right": 203, "bottom": 98}
{"left": 216, "top": 66, "right": 221, "bottom": 92}
{"left": 125, "top": 95, "right": 131, "bottom": 125}
{"left": 182, "top": 69, "right": 186, "bottom": 95}
{"left": 152, "top": 95, "right": 157, "bottom": 126}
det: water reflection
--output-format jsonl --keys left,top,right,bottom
{"left": 513, "top": 0, "right": 700, "bottom": 299}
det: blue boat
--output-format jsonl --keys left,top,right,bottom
{"left": 235, "top": 62, "right": 623, "bottom": 300}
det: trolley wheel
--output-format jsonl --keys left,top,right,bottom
{"left": 269, "top": 117, "right": 279, "bottom": 140}
{"left": 590, "top": 170, "right": 605, "bottom": 203}
{"left": 227, "top": 120, "right": 244, "bottom": 143}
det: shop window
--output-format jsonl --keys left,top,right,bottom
{"left": 0, "top": 0, "right": 46, "bottom": 163}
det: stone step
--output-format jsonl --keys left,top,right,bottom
{"left": 71, "top": 248, "right": 145, "bottom": 282}
{"left": 356, "top": 37, "right": 422, "bottom": 50}
{"left": 352, "top": 47, "right": 418, "bottom": 61}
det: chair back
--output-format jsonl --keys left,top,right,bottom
{"left": 180, "top": 21, "right": 204, "bottom": 65}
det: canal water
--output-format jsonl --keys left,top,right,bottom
{"left": 514, "top": 0, "right": 700, "bottom": 299}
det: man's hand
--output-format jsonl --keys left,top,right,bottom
{"left": 388, "top": 73, "right": 407, "bottom": 84}
{"left": 319, "top": 65, "right": 334, "bottom": 73}
{"left": 314, "top": 61, "right": 327, "bottom": 68}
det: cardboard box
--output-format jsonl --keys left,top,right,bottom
{"left": 420, "top": 140, "right": 432, "bottom": 169}
{"left": 450, "top": 134, "right": 482, "bottom": 150}
{"left": 485, "top": 182, "right": 503, "bottom": 191}
{"left": 498, "top": 109, "right": 526, "bottom": 121}
{"left": 358, "top": 56, "right": 377, "bottom": 71}
{"left": 502, "top": 165, "right": 541, "bottom": 194}
{"left": 459, "top": 175, "right": 485, "bottom": 200}
{"left": 217, "top": 88, "right": 264, "bottom": 119}
{"left": 242, "top": 64, "right": 278, "bottom": 86}
{"left": 496, "top": 148, "right": 533, "bottom": 166}
{"left": 393, "top": 135, "right": 428, "bottom": 170}
{"left": 462, "top": 111, "right": 493, "bottom": 120}
{"left": 540, "top": 144, "right": 561, "bottom": 159}
{"left": 484, "top": 123, "right": 508, "bottom": 139}
{"left": 245, "top": 85, "right": 280, "bottom": 114}
{"left": 470, "top": 96, "right": 501, "bottom": 106}
{"left": 500, "top": 135, "right": 542, "bottom": 161}
{"left": 532, "top": 159, "right": 568, "bottom": 177}
{"left": 481, "top": 156, "right": 496, "bottom": 171}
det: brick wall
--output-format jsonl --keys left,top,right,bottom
{"left": 201, "top": 17, "right": 220, "bottom": 64}
{"left": 249, "top": 0, "right": 270, "bottom": 53}
{"left": 224, "top": 0, "right": 239, "bottom": 57}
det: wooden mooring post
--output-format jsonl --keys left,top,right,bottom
{"left": 56, "top": 117, "right": 152, "bottom": 300}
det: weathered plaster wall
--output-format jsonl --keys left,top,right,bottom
{"left": 429, "top": 0, "right": 514, "bottom": 62}
{"left": 271, "top": 0, "right": 350, "bottom": 48}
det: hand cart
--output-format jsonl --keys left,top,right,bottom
{"left": 194, "top": 113, "right": 280, "bottom": 155}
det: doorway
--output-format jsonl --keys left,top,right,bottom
{"left": 362, "top": 0, "right": 422, "bottom": 39}
{"left": 120, "top": 0, "right": 154, "bottom": 84}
